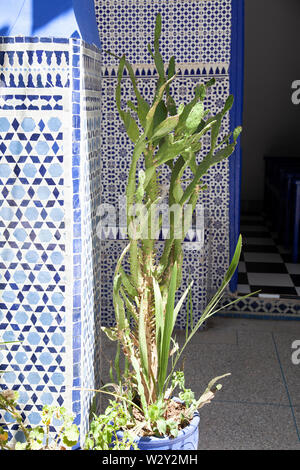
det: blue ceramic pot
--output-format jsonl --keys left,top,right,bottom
{"left": 117, "top": 411, "right": 200, "bottom": 450}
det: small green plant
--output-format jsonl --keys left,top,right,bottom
{"left": 0, "top": 390, "right": 79, "bottom": 450}
{"left": 84, "top": 400, "right": 138, "bottom": 450}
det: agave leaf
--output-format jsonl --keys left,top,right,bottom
{"left": 153, "top": 277, "right": 164, "bottom": 362}
{"left": 185, "top": 102, "right": 205, "bottom": 133}
{"left": 175, "top": 84, "right": 206, "bottom": 135}
{"left": 172, "top": 281, "right": 194, "bottom": 331}
{"left": 233, "top": 126, "right": 243, "bottom": 142}
{"left": 126, "top": 136, "right": 147, "bottom": 204}
{"left": 119, "top": 267, "right": 138, "bottom": 299}
{"left": 209, "top": 115, "right": 222, "bottom": 154}
{"left": 101, "top": 327, "right": 118, "bottom": 342}
{"left": 152, "top": 100, "right": 168, "bottom": 133}
{"left": 158, "top": 262, "right": 177, "bottom": 395}
{"left": 206, "top": 373, "right": 231, "bottom": 393}
{"left": 222, "top": 94, "right": 234, "bottom": 115}
{"left": 164, "top": 236, "right": 242, "bottom": 393}
{"left": 202, "top": 234, "right": 242, "bottom": 317}
{"left": 124, "top": 331, "right": 149, "bottom": 417}
{"left": 107, "top": 49, "right": 150, "bottom": 128}
{"left": 144, "top": 74, "right": 178, "bottom": 138}
{"left": 166, "top": 56, "right": 177, "bottom": 115}
{"left": 179, "top": 157, "right": 211, "bottom": 205}
{"left": 120, "top": 287, "right": 138, "bottom": 324}
{"left": 205, "top": 77, "right": 216, "bottom": 88}
{"left": 151, "top": 114, "right": 180, "bottom": 141}
{"left": 127, "top": 100, "right": 138, "bottom": 113}
{"left": 211, "top": 143, "right": 236, "bottom": 165}
{"left": 155, "top": 137, "right": 189, "bottom": 166}
{"left": 115, "top": 55, "right": 140, "bottom": 143}
{"left": 138, "top": 292, "right": 150, "bottom": 383}
{"left": 195, "top": 373, "right": 231, "bottom": 411}
{"left": 154, "top": 13, "right": 162, "bottom": 45}
{"left": 123, "top": 111, "right": 140, "bottom": 143}
{"left": 113, "top": 274, "right": 126, "bottom": 330}
{"left": 153, "top": 14, "right": 165, "bottom": 87}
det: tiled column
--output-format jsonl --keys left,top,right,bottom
{"left": 0, "top": 36, "right": 101, "bottom": 446}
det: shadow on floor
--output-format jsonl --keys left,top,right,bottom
{"left": 99, "top": 316, "right": 300, "bottom": 450}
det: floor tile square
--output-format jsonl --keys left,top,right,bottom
{"left": 243, "top": 245, "right": 278, "bottom": 253}
{"left": 242, "top": 231, "right": 270, "bottom": 238}
{"left": 238, "top": 272, "right": 248, "bottom": 284}
{"left": 197, "top": 402, "right": 300, "bottom": 450}
{"left": 245, "top": 262, "right": 288, "bottom": 274}
{"left": 251, "top": 285, "right": 297, "bottom": 296}
{"left": 243, "top": 252, "right": 283, "bottom": 263}
{"left": 238, "top": 261, "right": 246, "bottom": 273}
{"left": 244, "top": 237, "right": 276, "bottom": 246}
{"left": 286, "top": 263, "right": 300, "bottom": 275}
{"left": 291, "top": 274, "right": 300, "bottom": 286}
{"left": 247, "top": 273, "right": 294, "bottom": 287}
{"left": 240, "top": 225, "right": 268, "bottom": 233}
{"left": 237, "top": 284, "right": 251, "bottom": 294}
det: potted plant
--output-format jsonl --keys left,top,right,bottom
{"left": 89, "top": 13, "right": 245, "bottom": 450}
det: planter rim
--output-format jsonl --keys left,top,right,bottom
{"left": 117, "top": 410, "right": 200, "bottom": 448}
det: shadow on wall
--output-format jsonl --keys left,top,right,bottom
{"left": 32, "top": 0, "right": 73, "bottom": 32}
{"left": 0, "top": 0, "right": 101, "bottom": 47}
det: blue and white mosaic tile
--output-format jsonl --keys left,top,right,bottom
{"left": 95, "top": 0, "right": 232, "bottom": 328}
{"left": 0, "top": 36, "right": 101, "bottom": 445}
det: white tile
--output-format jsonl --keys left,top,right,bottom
{"left": 244, "top": 237, "right": 275, "bottom": 245}
{"left": 247, "top": 273, "right": 294, "bottom": 287}
{"left": 285, "top": 263, "right": 300, "bottom": 275}
{"left": 258, "top": 293, "right": 280, "bottom": 299}
{"left": 237, "top": 284, "right": 251, "bottom": 294}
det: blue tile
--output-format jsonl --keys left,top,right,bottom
{"left": 73, "top": 115, "right": 80, "bottom": 129}
{"left": 73, "top": 265, "right": 81, "bottom": 279}
{"left": 73, "top": 223, "right": 81, "bottom": 238}
{"left": 72, "top": 92, "right": 80, "bottom": 103}
{"left": 72, "top": 79, "right": 80, "bottom": 91}
{"left": 73, "top": 238, "right": 81, "bottom": 253}
{"left": 53, "top": 38, "right": 69, "bottom": 44}
{"left": 72, "top": 103, "right": 80, "bottom": 115}
{"left": 72, "top": 55, "right": 80, "bottom": 67}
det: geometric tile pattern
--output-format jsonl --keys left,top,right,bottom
{"left": 218, "top": 215, "right": 300, "bottom": 320}
{"left": 238, "top": 214, "right": 300, "bottom": 298}
{"left": 0, "top": 36, "right": 101, "bottom": 446}
{"left": 95, "top": 0, "right": 231, "bottom": 66}
{"left": 95, "top": 0, "right": 233, "bottom": 327}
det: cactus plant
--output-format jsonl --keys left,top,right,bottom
{"left": 102, "top": 14, "right": 243, "bottom": 422}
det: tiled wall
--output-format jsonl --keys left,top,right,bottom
{"left": 0, "top": 36, "right": 101, "bottom": 445}
{"left": 95, "top": 0, "right": 233, "bottom": 327}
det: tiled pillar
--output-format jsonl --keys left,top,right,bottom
{"left": 0, "top": 36, "right": 101, "bottom": 446}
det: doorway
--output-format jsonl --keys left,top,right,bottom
{"left": 235, "top": 0, "right": 300, "bottom": 302}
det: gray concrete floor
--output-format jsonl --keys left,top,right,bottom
{"left": 99, "top": 316, "right": 300, "bottom": 450}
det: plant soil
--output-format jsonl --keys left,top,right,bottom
{"left": 131, "top": 399, "right": 192, "bottom": 437}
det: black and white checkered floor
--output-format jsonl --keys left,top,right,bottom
{"left": 238, "top": 213, "right": 300, "bottom": 299}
